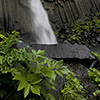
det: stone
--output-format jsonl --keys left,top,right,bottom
{"left": 0, "top": 0, "right": 32, "bottom": 34}
{"left": 16, "top": 43, "right": 96, "bottom": 61}
{"left": 66, "top": 63, "right": 99, "bottom": 97}
{"left": 97, "top": 34, "right": 100, "bottom": 42}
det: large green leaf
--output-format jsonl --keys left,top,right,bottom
{"left": 41, "top": 66, "right": 56, "bottom": 80}
{"left": 27, "top": 73, "right": 42, "bottom": 84}
{"left": 17, "top": 80, "right": 28, "bottom": 91}
{"left": 31, "top": 85, "right": 40, "bottom": 96}
{"left": 24, "top": 84, "right": 30, "bottom": 98}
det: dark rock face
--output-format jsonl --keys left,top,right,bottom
{"left": 0, "top": 0, "right": 32, "bottom": 34}
{"left": 0, "top": 0, "right": 100, "bottom": 34}
{"left": 42, "top": 0, "right": 100, "bottom": 29}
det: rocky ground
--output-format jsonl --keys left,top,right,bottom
{"left": 55, "top": 13, "right": 100, "bottom": 48}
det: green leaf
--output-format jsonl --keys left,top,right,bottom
{"left": 24, "top": 84, "right": 30, "bottom": 98}
{"left": 31, "top": 85, "right": 40, "bottom": 96}
{"left": 46, "top": 93, "right": 55, "bottom": 100}
{"left": 32, "top": 49, "right": 37, "bottom": 55}
{"left": 59, "top": 66, "right": 70, "bottom": 75}
{"left": 48, "top": 79, "right": 56, "bottom": 86}
{"left": 52, "top": 60, "right": 63, "bottom": 69}
{"left": 13, "top": 73, "right": 23, "bottom": 80}
{"left": 27, "top": 74, "right": 42, "bottom": 84}
{"left": 41, "top": 67, "right": 56, "bottom": 80}
{"left": 17, "top": 80, "right": 28, "bottom": 91}
{"left": 41, "top": 89, "right": 55, "bottom": 100}
{"left": 0, "top": 34, "right": 5, "bottom": 39}
{"left": 33, "top": 62, "right": 42, "bottom": 74}
{"left": 37, "top": 50, "right": 45, "bottom": 55}
{"left": 43, "top": 80, "right": 57, "bottom": 91}
{"left": 7, "top": 56, "right": 13, "bottom": 65}
{"left": 45, "top": 58, "right": 52, "bottom": 68}
{"left": 55, "top": 70, "right": 63, "bottom": 77}
{"left": 0, "top": 56, "right": 3, "bottom": 64}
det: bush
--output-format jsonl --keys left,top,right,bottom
{"left": 59, "top": 71, "right": 87, "bottom": 100}
{"left": 0, "top": 31, "right": 70, "bottom": 100}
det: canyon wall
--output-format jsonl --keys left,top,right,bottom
{"left": 0, "top": 0, "right": 31, "bottom": 34}
{"left": 0, "top": 0, "right": 100, "bottom": 34}
{"left": 42, "top": 0, "right": 100, "bottom": 29}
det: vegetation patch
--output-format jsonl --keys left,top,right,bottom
{"left": 0, "top": 31, "right": 100, "bottom": 100}
{"left": 55, "top": 13, "right": 100, "bottom": 47}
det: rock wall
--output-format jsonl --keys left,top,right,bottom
{"left": 0, "top": 0, "right": 100, "bottom": 38}
{"left": 42, "top": 0, "right": 100, "bottom": 29}
{"left": 0, "top": 0, "right": 32, "bottom": 34}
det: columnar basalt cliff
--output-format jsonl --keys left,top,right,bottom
{"left": 0, "top": 0, "right": 100, "bottom": 35}
{"left": 0, "top": 0, "right": 31, "bottom": 33}
{"left": 42, "top": 0, "right": 100, "bottom": 29}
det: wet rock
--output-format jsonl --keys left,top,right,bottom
{"left": 92, "top": 43, "right": 96, "bottom": 47}
{"left": 97, "top": 34, "right": 100, "bottom": 42}
{"left": 64, "top": 40, "right": 70, "bottom": 44}
{"left": 66, "top": 63, "right": 99, "bottom": 97}
{"left": 0, "top": 0, "right": 32, "bottom": 33}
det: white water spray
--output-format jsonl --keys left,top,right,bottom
{"left": 30, "top": 0, "right": 57, "bottom": 44}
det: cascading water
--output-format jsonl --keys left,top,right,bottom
{"left": 30, "top": 0, "right": 57, "bottom": 44}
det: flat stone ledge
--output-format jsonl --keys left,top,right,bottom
{"left": 16, "top": 43, "right": 96, "bottom": 60}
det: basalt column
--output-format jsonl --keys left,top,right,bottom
{"left": 0, "top": 0, "right": 34, "bottom": 41}
{"left": 42, "top": 0, "right": 100, "bottom": 29}
{"left": 0, "top": 0, "right": 100, "bottom": 39}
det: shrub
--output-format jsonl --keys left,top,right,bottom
{"left": 59, "top": 71, "right": 87, "bottom": 100}
{"left": 0, "top": 31, "right": 70, "bottom": 100}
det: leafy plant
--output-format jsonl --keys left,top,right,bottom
{"left": 88, "top": 68, "right": 100, "bottom": 97}
{"left": 88, "top": 51, "right": 100, "bottom": 97}
{"left": 0, "top": 31, "right": 70, "bottom": 100}
{"left": 59, "top": 71, "right": 87, "bottom": 100}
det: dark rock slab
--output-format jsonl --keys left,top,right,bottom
{"left": 31, "top": 44, "right": 95, "bottom": 60}
{"left": 16, "top": 43, "right": 95, "bottom": 60}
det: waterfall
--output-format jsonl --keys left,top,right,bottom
{"left": 30, "top": 0, "right": 57, "bottom": 44}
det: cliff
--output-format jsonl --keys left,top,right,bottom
{"left": 0, "top": 0, "right": 32, "bottom": 33}
{"left": 0, "top": 0, "right": 100, "bottom": 35}
{"left": 42, "top": 0, "right": 100, "bottom": 29}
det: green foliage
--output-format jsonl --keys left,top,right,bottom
{"left": 88, "top": 52, "right": 100, "bottom": 97}
{"left": 88, "top": 67, "right": 100, "bottom": 96}
{"left": 60, "top": 71, "right": 87, "bottom": 100}
{"left": 0, "top": 31, "right": 70, "bottom": 100}
{"left": 91, "top": 51, "right": 100, "bottom": 62}
{"left": 56, "top": 13, "right": 100, "bottom": 45}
